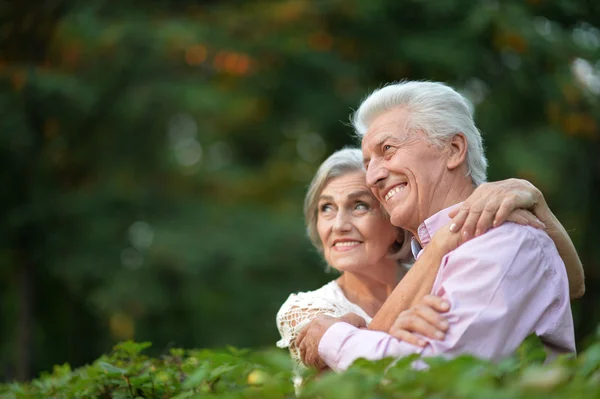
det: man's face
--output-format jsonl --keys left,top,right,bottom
{"left": 361, "top": 107, "right": 450, "bottom": 231}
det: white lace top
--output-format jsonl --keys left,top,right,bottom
{"left": 276, "top": 280, "right": 373, "bottom": 368}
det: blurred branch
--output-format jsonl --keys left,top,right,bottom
{"left": 75, "top": 43, "right": 147, "bottom": 148}
{"left": 0, "top": 0, "right": 71, "bottom": 63}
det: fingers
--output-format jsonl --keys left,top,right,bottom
{"left": 339, "top": 313, "right": 367, "bottom": 328}
{"left": 415, "top": 295, "right": 449, "bottom": 335}
{"left": 391, "top": 311, "right": 444, "bottom": 343}
{"left": 296, "top": 327, "right": 307, "bottom": 347}
{"left": 449, "top": 204, "right": 470, "bottom": 233}
{"left": 297, "top": 327, "right": 321, "bottom": 368}
{"left": 506, "top": 209, "right": 546, "bottom": 229}
{"left": 296, "top": 327, "right": 308, "bottom": 363}
{"left": 451, "top": 198, "right": 503, "bottom": 239}
{"left": 474, "top": 201, "right": 501, "bottom": 237}
{"left": 458, "top": 179, "right": 541, "bottom": 238}
{"left": 460, "top": 204, "right": 483, "bottom": 240}
{"left": 391, "top": 327, "right": 428, "bottom": 347}
{"left": 416, "top": 306, "right": 448, "bottom": 333}
{"left": 493, "top": 194, "right": 542, "bottom": 228}
{"left": 304, "top": 349, "right": 325, "bottom": 369}
{"left": 421, "top": 295, "right": 451, "bottom": 314}
{"left": 389, "top": 296, "right": 450, "bottom": 344}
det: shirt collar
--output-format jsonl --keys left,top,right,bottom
{"left": 410, "top": 202, "right": 463, "bottom": 259}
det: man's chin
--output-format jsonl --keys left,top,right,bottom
{"left": 389, "top": 209, "right": 409, "bottom": 229}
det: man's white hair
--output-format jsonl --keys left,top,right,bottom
{"left": 352, "top": 81, "right": 488, "bottom": 186}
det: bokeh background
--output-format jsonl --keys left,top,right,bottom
{"left": 1, "top": 0, "right": 599, "bottom": 382}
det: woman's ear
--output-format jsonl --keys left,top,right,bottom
{"left": 447, "top": 133, "right": 468, "bottom": 171}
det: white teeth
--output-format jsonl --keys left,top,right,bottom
{"left": 334, "top": 241, "right": 360, "bottom": 247}
{"left": 384, "top": 185, "right": 405, "bottom": 201}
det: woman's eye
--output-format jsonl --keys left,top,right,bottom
{"left": 383, "top": 144, "right": 392, "bottom": 152}
{"left": 320, "top": 204, "right": 332, "bottom": 212}
{"left": 355, "top": 202, "right": 369, "bottom": 211}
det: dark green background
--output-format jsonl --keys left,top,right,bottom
{"left": 1, "top": 0, "right": 599, "bottom": 381}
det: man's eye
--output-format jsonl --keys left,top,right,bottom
{"left": 383, "top": 144, "right": 392, "bottom": 152}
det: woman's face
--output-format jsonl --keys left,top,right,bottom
{"left": 317, "top": 171, "right": 399, "bottom": 273}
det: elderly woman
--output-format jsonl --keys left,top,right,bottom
{"left": 276, "top": 148, "right": 584, "bottom": 374}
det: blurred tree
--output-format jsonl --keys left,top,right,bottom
{"left": 0, "top": 0, "right": 598, "bottom": 381}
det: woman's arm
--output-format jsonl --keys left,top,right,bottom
{"left": 535, "top": 198, "right": 585, "bottom": 299}
{"left": 449, "top": 178, "right": 585, "bottom": 299}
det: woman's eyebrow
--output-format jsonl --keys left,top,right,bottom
{"left": 347, "top": 190, "right": 374, "bottom": 200}
{"left": 318, "top": 191, "right": 373, "bottom": 202}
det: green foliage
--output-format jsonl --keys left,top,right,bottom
{"left": 2, "top": 336, "right": 600, "bottom": 398}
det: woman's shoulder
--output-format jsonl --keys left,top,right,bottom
{"left": 277, "top": 280, "right": 341, "bottom": 313}
{"left": 276, "top": 279, "right": 374, "bottom": 323}
{"left": 275, "top": 280, "right": 344, "bottom": 349}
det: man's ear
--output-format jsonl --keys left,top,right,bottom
{"left": 447, "top": 133, "right": 468, "bottom": 171}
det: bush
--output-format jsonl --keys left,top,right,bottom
{"left": 2, "top": 336, "right": 600, "bottom": 398}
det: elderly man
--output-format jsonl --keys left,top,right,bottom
{"left": 296, "top": 81, "right": 576, "bottom": 371}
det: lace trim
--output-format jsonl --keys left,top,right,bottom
{"left": 276, "top": 281, "right": 371, "bottom": 367}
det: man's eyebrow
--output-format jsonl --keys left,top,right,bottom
{"left": 374, "top": 134, "right": 399, "bottom": 148}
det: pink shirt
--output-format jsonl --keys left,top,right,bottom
{"left": 318, "top": 205, "right": 575, "bottom": 371}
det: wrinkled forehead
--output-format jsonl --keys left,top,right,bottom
{"left": 362, "top": 111, "right": 412, "bottom": 149}
{"left": 321, "top": 170, "right": 372, "bottom": 197}
{"left": 360, "top": 129, "right": 413, "bottom": 162}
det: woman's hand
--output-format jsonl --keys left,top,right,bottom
{"left": 448, "top": 178, "right": 546, "bottom": 239}
{"left": 389, "top": 295, "right": 450, "bottom": 346}
{"left": 297, "top": 313, "right": 366, "bottom": 369}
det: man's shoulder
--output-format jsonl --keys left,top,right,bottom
{"left": 450, "top": 222, "right": 559, "bottom": 265}
{"left": 441, "top": 223, "right": 566, "bottom": 297}
{"left": 468, "top": 222, "right": 553, "bottom": 247}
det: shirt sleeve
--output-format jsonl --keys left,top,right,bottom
{"left": 318, "top": 322, "right": 424, "bottom": 371}
{"left": 318, "top": 224, "right": 572, "bottom": 371}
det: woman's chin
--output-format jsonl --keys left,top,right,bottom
{"left": 330, "top": 259, "right": 367, "bottom": 273}
{"left": 330, "top": 263, "right": 355, "bottom": 273}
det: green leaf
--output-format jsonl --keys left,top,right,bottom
{"left": 182, "top": 366, "right": 209, "bottom": 390}
{"left": 98, "top": 361, "right": 127, "bottom": 375}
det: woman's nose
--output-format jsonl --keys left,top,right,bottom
{"left": 333, "top": 211, "right": 352, "bottom": 232}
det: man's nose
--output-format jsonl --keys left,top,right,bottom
{"left": 365, "top": 158, "right": 388, "bottom": 188}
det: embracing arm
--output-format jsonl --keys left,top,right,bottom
{"left": 535, "top": 199, "right": 585, "bottom": 299}
{"left": 449, "top": 178, "right": 585, "bottom": 299}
